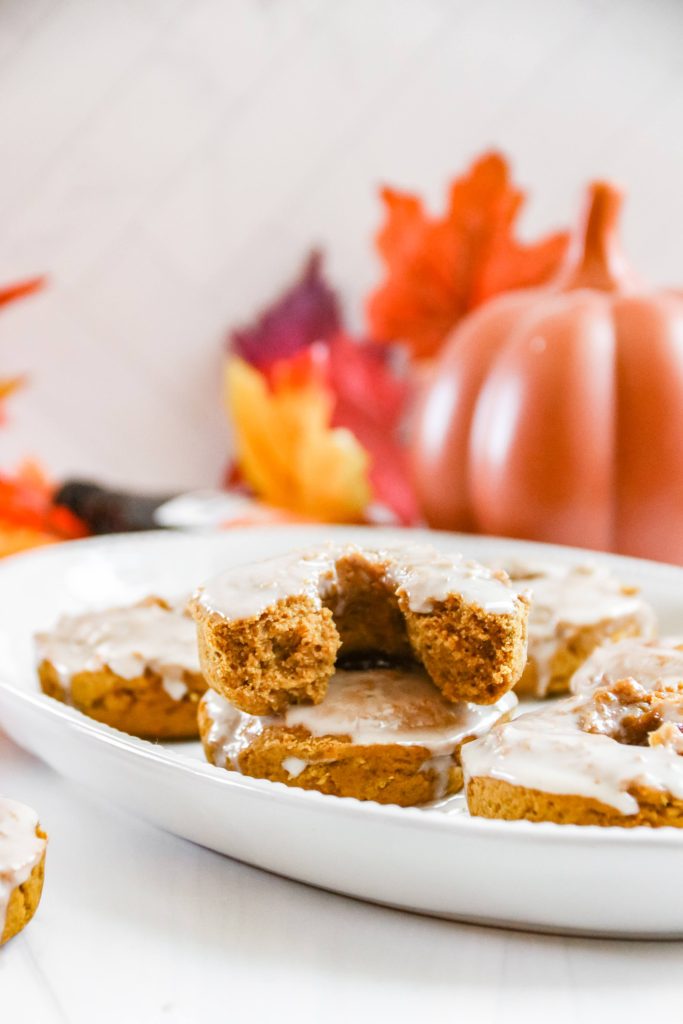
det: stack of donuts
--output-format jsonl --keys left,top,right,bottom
{"left": 189, "top": 545, "right": 529, "bottom": 806}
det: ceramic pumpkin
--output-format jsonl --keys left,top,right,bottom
{"left": 410, "top": 182, "right": 683, "bottom": 562}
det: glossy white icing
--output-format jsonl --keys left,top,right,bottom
{"left": 571, "top": 638, "right": 683, "bottom": 696}
{"left": 463, "top": 700, "right": 683, "bottom": 815}
{"left": 194, "top": 550, "right": 336, "bottom": 620}
{"left": 463, "top": 638, "right": 683, "bottom": 816}
{"left": 417, "top": 753, "right": 459, "bottom": 801}
{"left": 282, "top": 666, "right": 517, "bottom": 748}
{"left": 384, "top": 545, "right": 520, "bottom": 614}
{"left": 194, "top": 544, "right": 522, "bottom": 623}
{"left": 35, "top": 600, "right": 201, "bottom": 698}
{"left": 202, "top": 666, "right": 517, "bottom": 799}
{"left": 0, "top": 798, "right": 45, "bottom": 939}
{"left": 502, "top": 561, "right": 656, "bottom": 696}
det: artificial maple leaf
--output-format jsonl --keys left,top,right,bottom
{"left": 0, "top": 276, "right": 45, "bottom": 309}
{"left": 225, "top": 254, "right": 419, "bottom": 523}
{"left": 326, "top": 335, "right": 419, "bottom": 524}
{"left": 366, "top": 151, "right": 569, "bottom": 359}
{"left": 0, "top": 275, "right": 45, "bottom": 421}
{"left": 225, "top": 355, "right": 371, "bottom": 523}
{"left": 0, "top": 375, "right": 24, "bottom": 401}
{"left": 230, "top": 252, "right": 340, "bottom": 370}
{"left": 0, "top": 461, "right": 88, "bottom": 557}
{"left": 268, "top": 336, "right": 419, "bottom": 524}
{"left": 0, "top": 374, "right": 25, "bottom": 424}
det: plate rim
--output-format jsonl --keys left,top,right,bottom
{"left": 3, "top": 525, "right": 683, "bottom": 849}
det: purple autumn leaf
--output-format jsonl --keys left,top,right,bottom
{"left": 229, "top": 251, "right": 341, "bottom": 370}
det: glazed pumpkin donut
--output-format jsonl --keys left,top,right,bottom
{"left": 189, "top": 544, "right": 529, "bottom": 715}
{"left": 502, "top": 562, "right": 656, "bottom": 698}
{"left": 199, "top": 664, "right": 517, "bottom": 806}
{"left": 1, "top": 798, "right": 47, "bottom": 946}
{"left": 569, "top": 637, "right": 682, "bottom": 697}
{"left": 463, "top": 639, "right": 683, "bottom": 828}
{"left": 35, "top": 597, "right": 207, "bottom": 739}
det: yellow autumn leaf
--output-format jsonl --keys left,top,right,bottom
{"left": 0, "top": 374, "right": 24, "bottom": 404}
{"left": 0, "top": 524, "right": 55, "bottom": 558}
{"left": 224, "top": 357, "right": 371, "bottom": 522}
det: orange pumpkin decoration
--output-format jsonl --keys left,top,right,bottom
{"left": 411, "top": 182, "right": 683, "bottom": 563}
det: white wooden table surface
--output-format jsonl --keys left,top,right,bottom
{"left": 2, "top": 725, "right": 682, "bottom": 1024}
{"left": 3, "top": 1, "right": 683, "bottom": 1017}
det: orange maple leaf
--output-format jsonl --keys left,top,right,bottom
{"left": 0, "top": 276, "right": 45, "bottom": 308}
{"left": 0, "top": 276, "right": 44, "bottom": 421}
{"left": 366, "top": 152, "right": 569, "bottom": 359}
{"left": 0, "top": 461, "right": 88, "bottom": 557}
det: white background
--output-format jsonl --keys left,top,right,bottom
{"left": 2, "top": 2, "right": 683, "bottom": 1019}
{"left": 2, "top": 0, "right": 683, "bottom": 490}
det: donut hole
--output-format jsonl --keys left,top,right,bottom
{"left": 322, "top": 551, "right": 413, "bottom": 661}
{"left": 320, "top": 552, "right": 526, "bottom": 706}
{"left": 336, "top": 652, "right": 417, "bottom": 672}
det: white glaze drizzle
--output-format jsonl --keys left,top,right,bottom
{"left": 501, "top": 561, "right": 656, "bottom": 696}
{"left": 160, "top": 675, "right": 189, "bottom": 701}
{"left": 462, "top": 699, "right": 683, "bottom": 815}
{"left": 571, "top": 638, "right": 683, "bottom": 696}
{"left": 194, "top": 544, "right": 522, "bottom": 623}
{"left": 35, "top": 600, "right": 201, "bottom": 699}
{"left": 202, "top": 666, "right": 517, "bottom": 796}
{"left": 281, "top": 756, "right": 308, "bottom": 778}
{"left": 463, "top": 641, "right": 683, "bottom": 816}
{"left": 194, "top": 550, "right": 336, "bottom": 620}
{"left": 417, "top": 754, "right": 460, "bottom": 800}
{"left": 384, "top": 545, "right": 521, "bottom": 614}
{"left": 0, "top": 798, "right": 45, "bottom": 938}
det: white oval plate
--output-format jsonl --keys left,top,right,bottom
{"left": 1, "top": 524, "right": 682, "bottom": 938}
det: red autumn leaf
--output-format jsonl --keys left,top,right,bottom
{"left": 229, "top": 252, "right": 340, "bottom": 369}
{"left": 257, "top": 338, "right": 418, "bottom": 524}
{"left": 267, "top": 341, "right": 330, "bottom": 392}
{"left": 366, "top": 151, "right": 570, "bottom": 359}
{"left": 269, "top": 338, "right": 418, "bottom": 524}
{"left": 327, "top": 334, "right": 408, "bottom": 435}
{"left": 326, "top": 335, "right": 419, "bottom": 525}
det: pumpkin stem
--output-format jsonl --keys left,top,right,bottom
{"left": 561, "top": 182, "right": 630, "bottom": 292}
